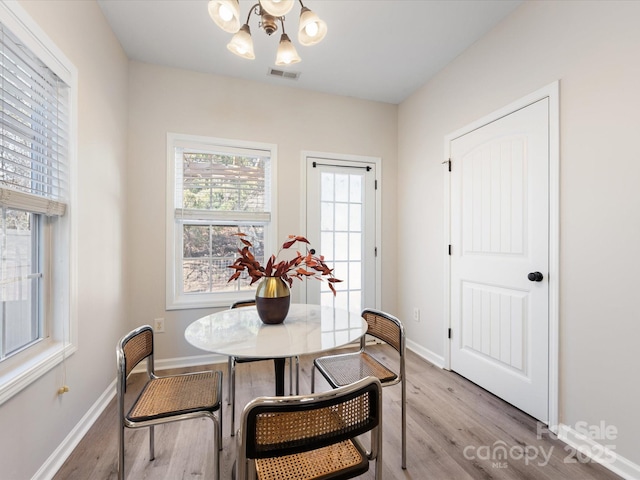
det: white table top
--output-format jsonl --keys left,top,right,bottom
{"left": 185, "top": 303, "right": 367, "bottom": 359}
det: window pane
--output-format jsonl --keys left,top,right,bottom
{"left": 348, "top": 291, "right": 361, "bottom": 314}
{"left": 183, "top": 225, "right": 210, "bottom": 258}
{"left": 334, "top": 233, "right": 348, "bottom": 261}
{"left": 349, "top": 204, "right": 361, "bottom": 232}
{"left": 349, "top": 175, "right": 362, "bottom": 203}
{"left": 182, "top": 259, "right": 211, "bottom": 293}
{"left": 334, "top": 290, "right": 348, "bottom": 310}
{"left": 333, "top": 262, "right": 348, "bottom": 291}
{"left": 320, "top": 232, "right": 333, "bottom": 260}
{"left": 349, "top": 233, "right": 361, "bottom": 261}
{"left": 0, "top": 209, "right": 40, "bottom": 359}
{"left": 321, "top": 202, "right": 333, "bottom": 230}
{"left": 320, "top": 291, "right": 333, "bottom": 307}
{"left": 349, "top": 262, "right": 362, "bottom": 290}
{"left": 335, "top": 174, "right": 348, "bottom": 202}
{"left": 181, "top": 151, "right": 269, "bottom": 212}
{"left": 334, "top": 203, "right": 348, "bottom": 231}
{"left": 181, "top": 224, "right": 264, "bottom": 293}
{"left": 321, "top": 172, "right": 334, "bottom": 201}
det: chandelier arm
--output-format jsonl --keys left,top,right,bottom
{"left": 247, "top": 3, "right": 261, "bottom": 24}
{"left": 279, "top": 16, "right": 287, "bottom": 34}
{"left": 298, "top": 0, "right": 306, "bottom": 8}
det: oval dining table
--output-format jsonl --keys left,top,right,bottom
{"left": 184, "top": 303, "right": 367, "bottom": 396}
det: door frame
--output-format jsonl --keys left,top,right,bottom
{"left": 443, "top": 81, "right": 560, "bottom": 431}
{"left": 300, "top": 150, "right": 382, "bottom": 309}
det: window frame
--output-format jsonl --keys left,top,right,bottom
{"left": 0, "top": 2, "right": 78, "bottom": 405}
{"left": 166, "top": 133, "right": 278, "bottom": 310}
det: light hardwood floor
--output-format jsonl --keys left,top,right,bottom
{"left": 54, "top": 346, "right": 620, "bottom": 479}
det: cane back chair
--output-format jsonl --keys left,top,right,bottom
{"left": 311, "top": 307, "right": 407, "bottom": 469}
{"left": 117, "top": 325, "right": 223, "bottom": 480}
{"left": 228, "top": 299, "right": 299, "bottom": 436}
{"left": 236, "top": 376, "right": 383, "bottom": 480}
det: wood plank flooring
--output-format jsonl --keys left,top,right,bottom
{"left": 53, "top": 346, "right": 621, "bottom": 479}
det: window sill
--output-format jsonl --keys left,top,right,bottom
{"left": 0, "top": 340, "right": 77, "bottom": 406}
{"left": 167, "top": 291, "right": 257, "bottom": 310}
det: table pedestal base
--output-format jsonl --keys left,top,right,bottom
{"left": 274, "top": 358, "right": 286, "bottom": 396}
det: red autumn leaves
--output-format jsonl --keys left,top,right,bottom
{"left": 227, "top": 233, "right": 341, "bottom": 296}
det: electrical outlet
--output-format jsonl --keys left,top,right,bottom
{"left": 413, "top": 308, "right": 420, "bottom": 322}
{"left": 154, "top": 318, "right": 165, "bottom": 333}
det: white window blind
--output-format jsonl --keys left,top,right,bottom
{"left": 0, "top": 23, "right": 67, "bottom": 216}
{"left": 174, "top": 143, "right": 271, "bottom": 223}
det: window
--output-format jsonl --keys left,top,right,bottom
{"left": 167, "top": 133, "right": 277, "bottom": 309}
{"left": 0, "top": 3, "right": 76, "bottom": 404}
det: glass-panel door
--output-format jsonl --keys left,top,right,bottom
{"left": 306, "top": 157, "right": 376, "bottom": 313}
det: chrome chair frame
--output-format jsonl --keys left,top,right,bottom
{"left": 228, "top": 299, "right": 299, "bottom": 436}
{"left": 236, "top": 376, "right": 383, "bottom": 480}
{"left": 117, "top": 325, "right": 223, "bottom": 480}
{"left": 311, "top": 307, "right": 407, "bottom": 469}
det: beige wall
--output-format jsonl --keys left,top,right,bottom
{"left": 398, "top": 0, "right": 640, "bottom": 468}
{"left": 127, "top": 62, "right": 398, "bottom": 360}
{"left": 0, "top": 1, "right": 129, "bottom": 478}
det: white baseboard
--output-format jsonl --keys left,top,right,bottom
{"left": 32, "top": 379, "right": 116, "bottom": 480}
{"left": 406, "top": 339, "right": 445, "bottom": 369}
{"left": 557, "top": 423, "right": 640, "bottom": 480}
{"left": 153, "top": 353, "right": 227, "bottom": 371}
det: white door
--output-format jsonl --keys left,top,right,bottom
{"left": 305, "top": 157, "right": 377, "bottom": 313}
{"left": 450, "top": 99, "right": 549, "bottom": 422}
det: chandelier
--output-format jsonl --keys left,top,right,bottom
{"left": 208, "top": 0, "right": 327, "bottom": 66}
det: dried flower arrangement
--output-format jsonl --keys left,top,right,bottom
{"left": 227, "top": 233, "right": 341, "bottom": 295}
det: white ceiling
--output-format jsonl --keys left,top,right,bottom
{"left": 97, "top": 0, "right": 522, "bottom": 105}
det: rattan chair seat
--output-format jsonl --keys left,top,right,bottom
{"left": 315, "top": 352, "right": 397, "bottom": 387}
{"left": 254, "top": 440, "right": 368, "bottom": 480}
{"left": 128, "top": 371, "right": 222, "bottom": 421}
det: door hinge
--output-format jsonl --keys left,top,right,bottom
{"left": 448, "top": 159, "right": 451, "bottom": 172}
{"left": 448, "top": 244, "right": 452, "bottom": 255}
{"left": 375, "top": 179, "right": 378, "bottom": 190}
{"left": 442, "top": 159, "right": 452, "bottom": 172}
{"left": 374, "top": 246, "right": 378, "bottom": 257}
{"left": 448, "top": 328, "right": 452, "bottom": 339}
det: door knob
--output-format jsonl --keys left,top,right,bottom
{"left": 528, "top": 272, "right": 544, "bottom": 282}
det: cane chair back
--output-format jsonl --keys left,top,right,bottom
{"left": 117, "top": 325, "right": 223, "bottom": 480}
{"left": 236, "top": 376, "right": 382, "bottom": 480}
{"left": 312, "top": 308, "right": 407, "bottom": 469}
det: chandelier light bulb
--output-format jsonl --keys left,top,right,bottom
{"left": 208, "top": 0, "right": 241, "bottom": 33}
{"left": 304, "top": 21, "right": 318, "bottom": 38}
{"left": 297, "top": 7, "right": 327, "bottom": 46}
{"left": 218, "top": 4, "right": 233, "bottom": 22}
